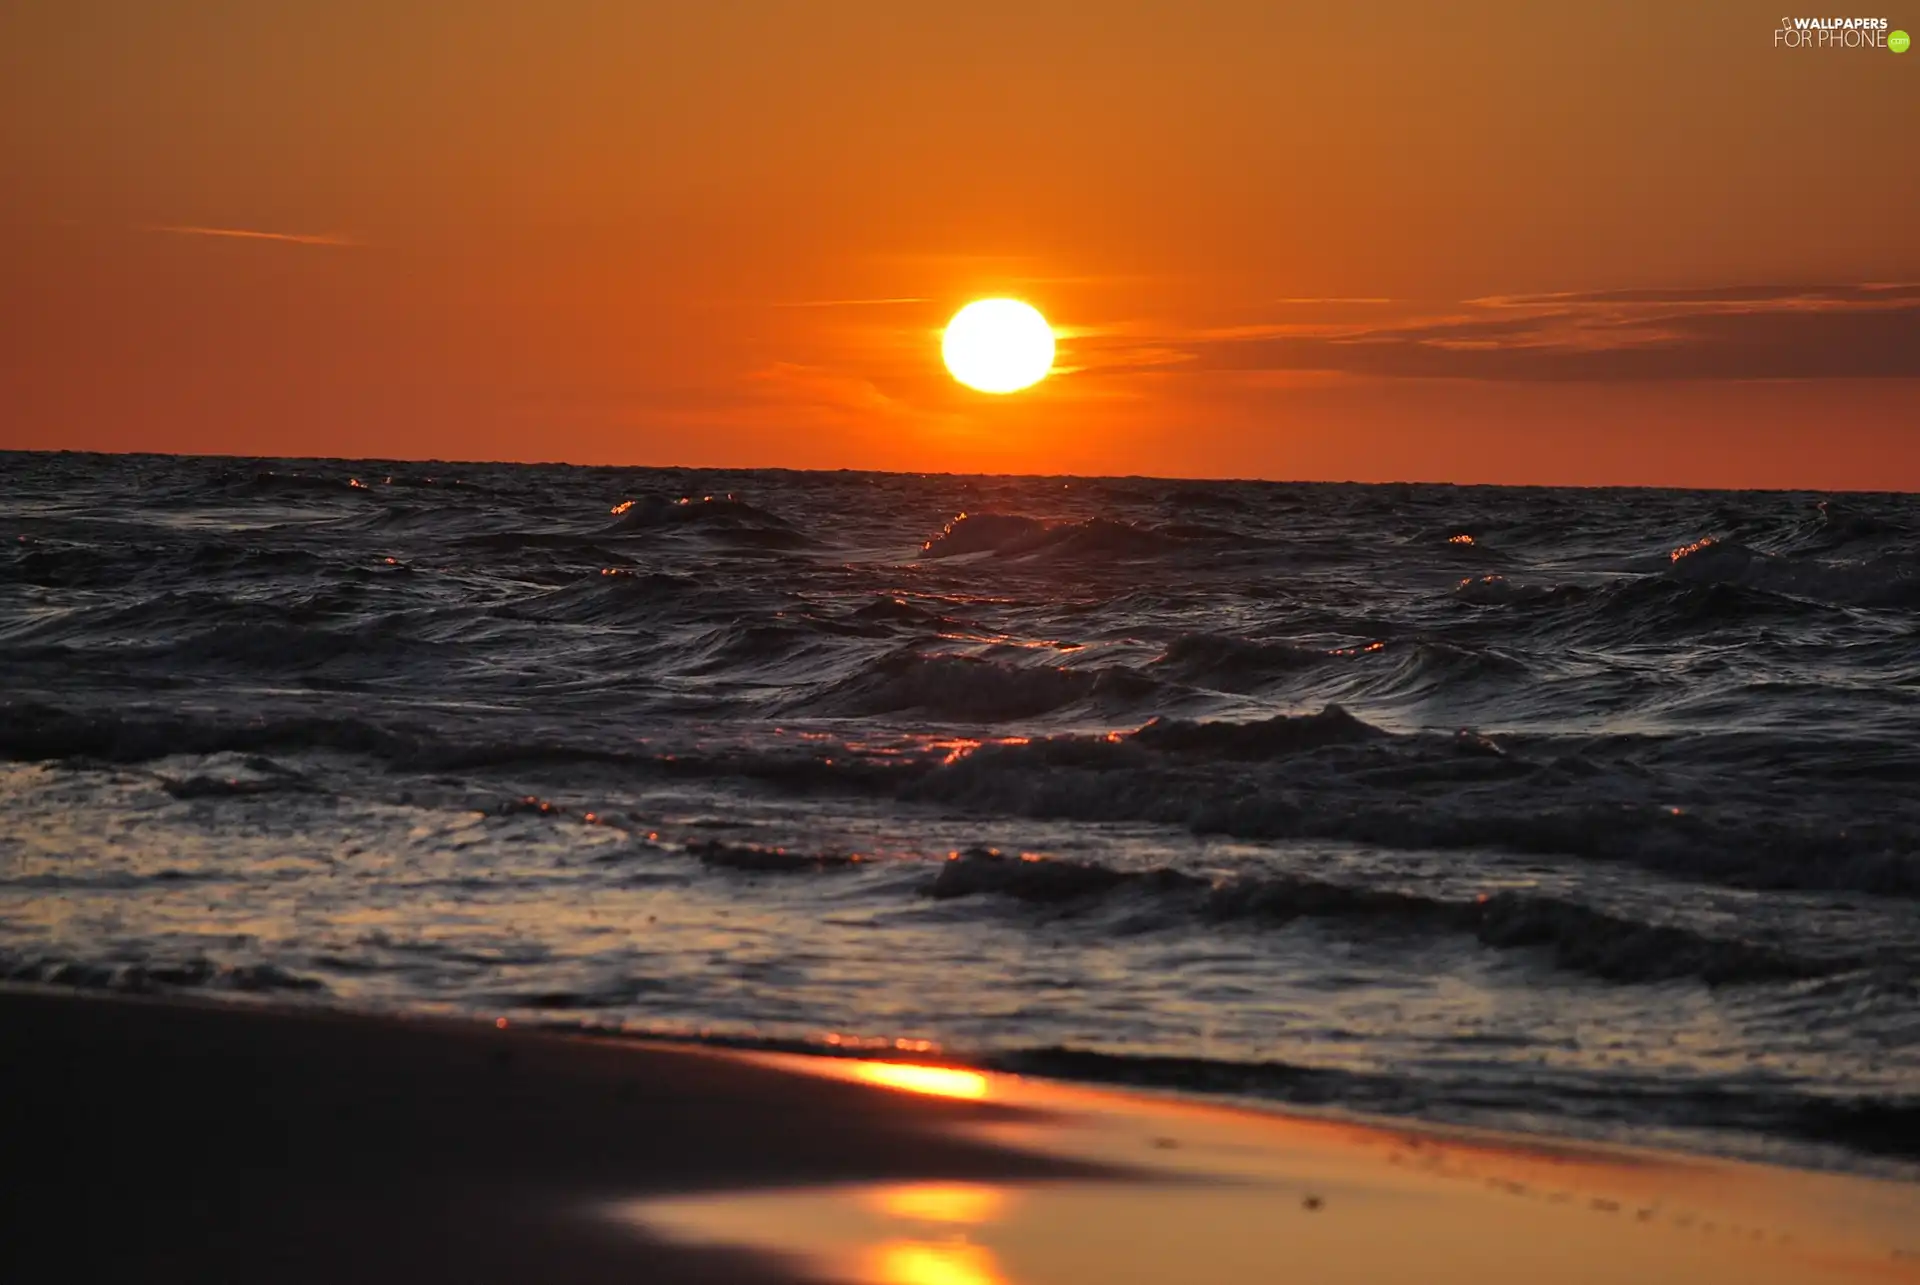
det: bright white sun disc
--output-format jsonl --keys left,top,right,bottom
{"left": 942, "top": 299, "right": 1054, "bottom": 394}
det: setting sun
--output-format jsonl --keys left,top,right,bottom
{"left": 941, "top": 299, "right": 1054, "bottom": 394}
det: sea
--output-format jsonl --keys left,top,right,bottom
{"left": 3, "top": 451, "right": 1915, "bottom": 1176}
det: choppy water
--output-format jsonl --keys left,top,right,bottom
{"left": 3, "top": 450, "right": 1917, "bottom": 1175}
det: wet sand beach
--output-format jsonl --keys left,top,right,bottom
{"left": 4, "top": 985, "right": 1914, "bottom": 1284}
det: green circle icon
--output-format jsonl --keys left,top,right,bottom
{"left": 1892, "top": 29, "right": 1912, "bottom": 52}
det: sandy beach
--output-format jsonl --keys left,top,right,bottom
{"left": 4, "top": 985, "right": 1914, "bottom": 1284}
{"left": 7, "top": 4, "right": 1916, "bottom": 1281}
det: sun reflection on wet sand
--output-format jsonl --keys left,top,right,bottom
{"left": 620, "top": 1056, "right": 1920, "bottom": 1285}
{"left": 869, "top": 1240, "right": 1007, "bottom": 1285}
{"left": 870, "top": 1183, "right": 1009, "bottom": 1225}
{"left": 853, "top": 1062, "right": 990, "bottom": 1101}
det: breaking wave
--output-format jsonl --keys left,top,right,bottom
{"left": 7, "top": 452, "right": 1920, "bottom": 1178}
{"left": 795, "top": 650, "right": 1167, "bottom": 720}
{"left": 606, "top": 493, "right": 809, "bottom": 548}
{"left": 924, "top": 849, "right": 1857, "bottom": 986}
{"left": 919, "top": 511, "right": 1242, "bottom": 560}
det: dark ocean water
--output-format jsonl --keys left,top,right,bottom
{"left": 3, "top": 450, "right": 1917, "bottom": 1175}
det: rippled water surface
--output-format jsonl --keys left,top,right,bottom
{"left": 3, "top": 451, "right": 1916, "bottom": 1174}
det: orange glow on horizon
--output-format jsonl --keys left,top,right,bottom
{"left": 3, "top": 7, "right": 1914, "bottom": 486}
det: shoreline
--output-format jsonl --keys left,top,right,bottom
{"left": 0, "top": 984, "right": 1110, "bottom": 1283}
{"left": 7, "top": 445, "right": 1914, "bottom": 498}
{"left": 4, "top": 984, "right": 1915, "bottom": 1283}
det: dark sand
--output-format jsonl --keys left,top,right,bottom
{"left": 0, "top": 986, "right": 1105, "bottom": 1282}
{"left": 4, "top": 985, "right": 1916, "bottom": 1284}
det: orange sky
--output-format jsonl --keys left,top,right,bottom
{"left": 3, "top": 1, "right": 1916, "bottom": 487}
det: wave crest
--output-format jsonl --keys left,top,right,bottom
{"left": 926, "top": 849, "right": 1848, "bottom": 985}
{"left": 607, "top": 494, "right": 808, "bottom": 548}
{"left": 920, "top": 511, "right": 1204, "bottom": 560}
{"left": 797, "top": 651, "right": 1164, "bottom": 720}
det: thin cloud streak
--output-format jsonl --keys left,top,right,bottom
{"left": 143, "top": 224, "right": 360, "bottom": 248}
{"left": 1077, "top": 285, "right": 1920, "bottom": 383}
{"left": 766, "top": 297, "right": 932, "bottom": 308}
{"left": 1468, "top": 283, "right": 1920, "bottom": 308}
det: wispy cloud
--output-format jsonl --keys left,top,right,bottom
{"left": 741, "top": 361, "right": 958, "bottom": 433}
{"left": 142, "top": 224, "right": 360, "bottom": 248}
{"left": 1080, "top": 285, "right": 1920, "bottom": 383}
{"left": 1469, "top": 284, "right": 1920, "bottom": 308}
{"left": 766, "top": 297, "right": 932, "bottom": 309}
